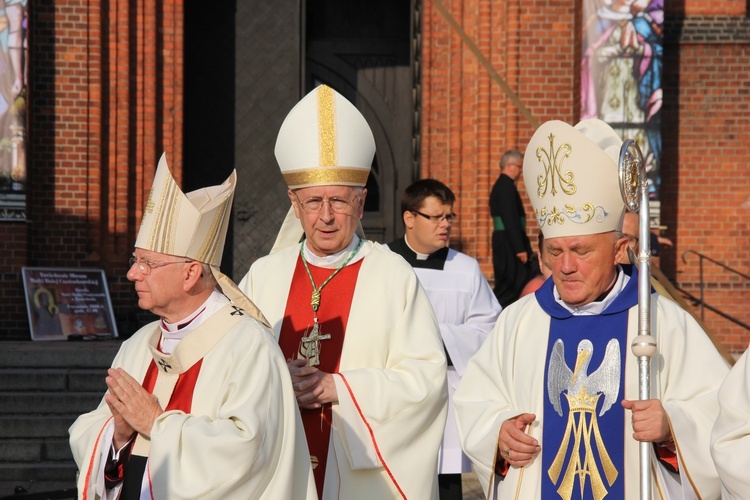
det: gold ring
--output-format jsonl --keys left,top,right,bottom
{"left": 504, "top": 448, "right": 512, "bottom": 460}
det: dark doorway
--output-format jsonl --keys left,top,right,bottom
{"left": 183, "top": 1, "right": 237, "bottom": 274}
{"left": 305, "top": 0, "right": 417, "bottom": 242}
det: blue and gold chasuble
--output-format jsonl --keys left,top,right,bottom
{"left": 537, "top": 266, "right": 639, "bottom": 500}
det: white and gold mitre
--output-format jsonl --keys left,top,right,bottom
{"left": 135, "top": 153, "right": 235, "bottom": 266}
{"left": 523, "top": 119, "right": 625, "bottom": 239}
{"left": 274, "top": 84, "right": 375, "bottom": 189}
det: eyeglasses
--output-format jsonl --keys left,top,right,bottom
{"left": 412, "top": 210, "right": 457, "bottom": 224}
{"left": 128, "top": 257, "right": 193, "bottom": 275}
{"left": 294, "top": 193, "right": 359, "bottom": 214}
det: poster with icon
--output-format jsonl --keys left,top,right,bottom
{"left": 22, "top": 267, "right": 118, "bottom": 341}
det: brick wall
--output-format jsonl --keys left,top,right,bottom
{"left": 0, "top": 224, "right": 27, "bottom": 339}
{"left": 0, "top": 1, "right": 184, "bottom": 340}
{"left": 662, "top": 17, "right": 750, "bottom": 353}
{"left": 421, "top": 0, "right": 750, "bottom": 354}
{"left": 421, "top": 0, "right": 577, "bottom": 279}
{"left": 3, "top": 0, "right": 748, "bottom": 353}
{"left": 677, "top": 0, "right": 745, "bottom": 17}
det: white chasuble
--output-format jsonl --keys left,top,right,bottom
{"left": 70, "top": 304, "right": 316, "bottom": 500}
{"left": 454, "top": 267, "right": 729, "bottom": 499}
{"left": 240, "top": 240, "right": 448, "bottom": 499}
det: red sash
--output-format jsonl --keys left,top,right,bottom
{"left": 279, "top": 256, "right": 362, "bottom": 497}
{"left": 142, "top": 358, "right": 204, "bottom": 413}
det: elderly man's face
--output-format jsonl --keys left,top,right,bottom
{"left": 290, "top": 185, "right": 366, "bottom": 257}
{"left": 127, "top": 248, "right": 193, "bottom": 321}
{"left": 545, "top": 232, "right": 629, "bottom": 307}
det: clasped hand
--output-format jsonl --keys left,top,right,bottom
{"left": 287, "top": 358, "right": 338, "bottom": 409}
{"left": 104, "top": 368, "right": 163, "bottom": 448}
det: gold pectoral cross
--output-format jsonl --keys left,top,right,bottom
{"left": 298, "top": 319, "right": 331, "bottom": 366}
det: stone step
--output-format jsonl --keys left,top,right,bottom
{"left": 0, "top": 369, "right": 108, "bottom": 393}
{"left": 0, "top": 392, "right": 101, "bottom": 415}
{"left": 0, "top": 439, "right": 73, "bottom": 463}
{"left": 0, "top": 481, "right": 76, "bottom": 499}
{"left": 0, "top": 342, "right": 119, "bottom": 500}
{"left": 0, "top": 463, "right": 77, "bottom": 486}
{"left": 0, "top": 416, "right": 78, "bottom": 440}
{"left": 0, "top": 341, "right": 121, "bottom": 369}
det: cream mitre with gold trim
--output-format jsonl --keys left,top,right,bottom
{"left": 523, "top": 119, "right": 626, "bottom": 240}
{"left": 275, "top": 84, "right": 375, "bottom": 189}
{"left": 271, "top": 85, "right": 374, "bottom": 252}
{"left": 135, "top": 153, "right": 268, "bottom": 325}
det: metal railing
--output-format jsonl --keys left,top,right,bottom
{"left": 679, "top": 250, "right": 750, "bottom": 331}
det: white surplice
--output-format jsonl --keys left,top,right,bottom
{"left": 386, "top": 238, "right": 502, "bottom": 473}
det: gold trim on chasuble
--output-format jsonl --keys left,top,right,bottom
{"left": 534, "top": 133, "right": 602, "bottom": 228}
{"left": 547, "top": 339, "right": 621, "bottom": 500}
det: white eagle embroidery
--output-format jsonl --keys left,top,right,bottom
{"left": 547, "top": 338, "right": 621, "bottom": 417}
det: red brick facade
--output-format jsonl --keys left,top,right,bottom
{"left": 0, "top": 1, "right": 183, "bottom": 339}
{"left": 421, "top": 0, "right": 750, "bottom": 354}
{"left": 2, "top": 1, "right": 748, "bottom": 355}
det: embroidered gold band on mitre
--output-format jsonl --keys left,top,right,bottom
{"left": 144, "top": 167, "right": 181, "bottom": 255}
{"left": 283, "top": 167, "right": 371, "bottom": 189}
{"left": 317, "top": 84, "right": 337, "bottom": 167}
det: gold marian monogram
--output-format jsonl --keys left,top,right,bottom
{"left": 548, "top": 389, "right": 618, "bottom": 500}
{"left": 535, "top": 133, "right": 576, "bottom": 199}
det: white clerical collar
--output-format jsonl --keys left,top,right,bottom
{"left": 159, "top": 289, "right": 230, "bottom": 354}
{"left": 554, "top": 265, "right": 630, "bottom": 316}
{"left": 302, "top": 234, "right": 365, "bottom": 268}
{"left": 403, "top": 235, "right": 430, "bottom": 260}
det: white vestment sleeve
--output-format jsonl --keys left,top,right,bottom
{"left": 710, "top": 346, "right": 750, "bottom": 499}
{"left": 330, "top": 246, "right": 448, "bottom": 498}
{"left": 652, "top": 296, "right": 729, "bottom": 499}
{"left": 453, "top": 295, "right": 548, "bottom": 496}
{"left": 332, "top": 374, "right": 381, "bottom": 468}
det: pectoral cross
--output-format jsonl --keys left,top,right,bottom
{"left": 298, "top": 319, "right": 331, "bottom": 366}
